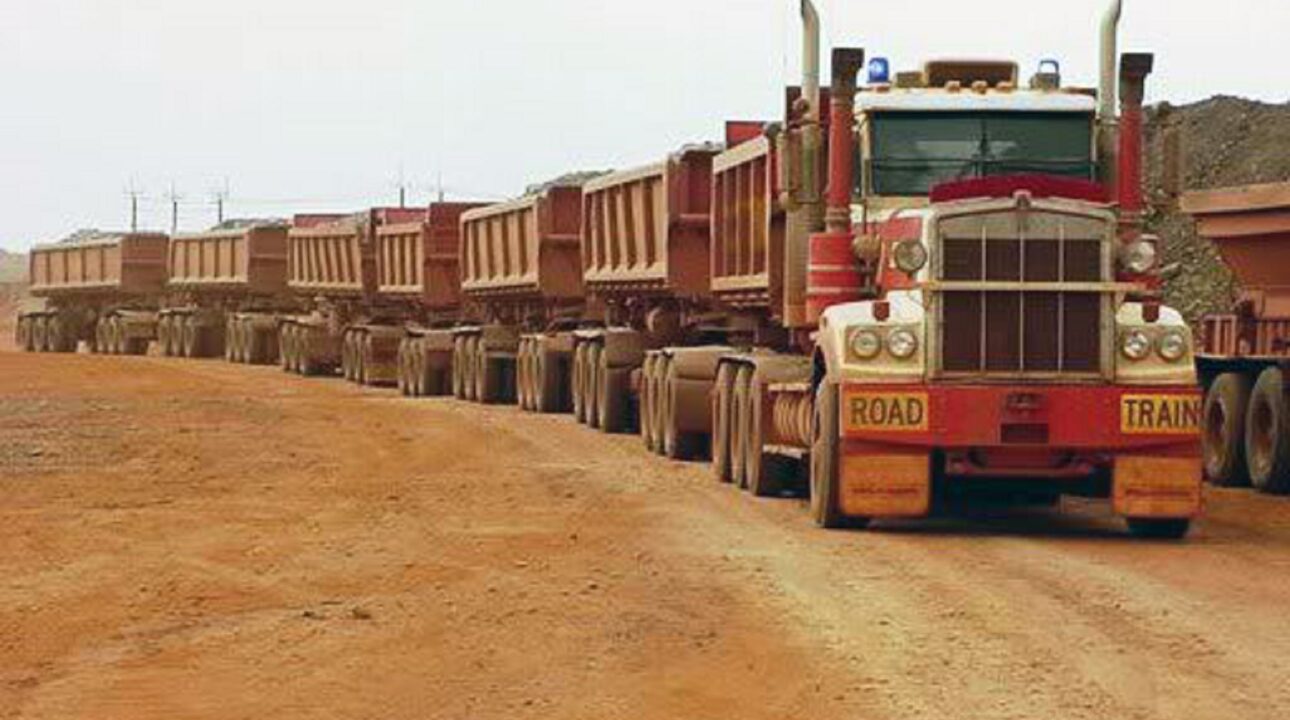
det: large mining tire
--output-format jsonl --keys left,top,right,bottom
{"left": 1204, "top": 373, "right": 1251, "bottom": 486}
{"left": 730, "top": 366, "right": 752, "bottom": 486}
{"left": 1126, "top": 518, "right": 1192, "bottom": 540}
{"left": 1245, "top": 367, "right": 1290, "bottom": 494}
{"left": 711, "top": 363, "right": 735, "bottom": 483}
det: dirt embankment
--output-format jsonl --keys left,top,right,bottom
{"left": 1146, "top": 96, "right": 1290, "bottom": 324}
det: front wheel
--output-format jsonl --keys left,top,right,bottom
{"left": 1245, "top": 367, "right": 1290, "bottom": 494}
{"left": 810, "top": 382, "right": 868, "bottom": 530}
{"left": 1126, "top": 517, "right": 1192, "bottom": 540}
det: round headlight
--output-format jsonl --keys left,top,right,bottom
{"left": 1158, "top": 331, "right": 1189, "bottom": 362}
{"left": 893, "top": 240, "right": 929, "bottom": 274}
{"left": 1120, "top": 240, "right": 1158, "bottom": 275}
{"left": 1121, "top": 330, "right": 1151, "bottom": 361}
{"left": 887, "top": 329, "right": 919, "bottom": 359}
{"left": 850, "top": 330, "right": 882, "bottom": 360}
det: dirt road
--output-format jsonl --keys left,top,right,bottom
{"left": 3, "top": 350, "right": 1289, "bottom": 720}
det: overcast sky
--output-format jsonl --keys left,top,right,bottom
{"left": 2, "top": 0, "right": 1285, "bottom": 251}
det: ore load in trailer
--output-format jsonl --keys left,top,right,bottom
{"left": 455, "top": 186, "right": 587, "bottom": 406}
{"left": 277, "top": 207, "right": 427, "bottom": 378}
{"left": 1183, "top": 181, "right": 1290, "bottom": 494}
{"left": 157, "top": 224, "right": 296, "bottom": 363}
{"left": 17, "top": 233, "right": 169, "bottom": 355}
{"left": 649, "top": 0, "right": 1202, "bottom": 537}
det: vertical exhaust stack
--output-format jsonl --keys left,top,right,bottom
{"left": 826, "top": 47, "right": 866, "bottom": 233}
{"left": 783, "top": 0, "right": 825, "bottom": 328}
{"left": 1118, "top": 52, "right": 1154, "bottom": 240}
{"left": 801, "top": 0, "right": 821, "bottom": 123}
{"left": 1097, "top": 0, "right": 1123, "bottom": 193}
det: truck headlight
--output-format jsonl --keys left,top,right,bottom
{"left": 1158, "top": 331, "right": 1189, "bottom": 362}
{"left": 850, "top": 330, "right": 882, "bottom": 360}
{"left": 1121, "top": 330, "right": 1151, "bottom": 361}
{"left": 887, "top": 329, "right": 919, "bottom": 359}
{"left": 1120, "top": 240, "right": 1157, "bottom": 274}
{"left": 893, "top": 240, "right": 928, "bottom": 274}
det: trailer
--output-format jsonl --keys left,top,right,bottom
{"left": 455, "top": 186, "right": 586, "bottom": 406}
{"left": 17, "top": 233, "right": 169, "bottom": 355}
{"left": 1182, "top": 181, "right": 1290, "bottom": 494}
{"left": 277, "top": 207, "right": 430, "bottom": 380}
{"left": 157, "top": 224, "right": 295, "bottom": 363}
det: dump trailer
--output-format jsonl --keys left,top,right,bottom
{"left": 157, "top": 224, "right": 295, "bottom": 363}
{"left": 1183, "top": 181, "right": 1290, "bottom": 494}
{"left": 277, "top": 207, "right": 426, "bottom": 378}
{"left": 363, "top": 202, "right": 484, "bottom": 395}
{"left": 647, "top": 0, "right": 1201, "bottom": 538}
{"left": 17, "top": 233, "right": 169, "bottom": 355}
{"left": 565, "top": 145, "right": 722, "bottom": 433}
{"left": 453, "top": 186, "right": 586, "bottom": 406}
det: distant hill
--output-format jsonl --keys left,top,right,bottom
{"left": 0, "top": 249, "right": 25, "bottom": 284}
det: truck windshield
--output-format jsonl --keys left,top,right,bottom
{"left": 868, "top": 111, "right": 1095, "bottom": 196}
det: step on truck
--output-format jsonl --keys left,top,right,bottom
{"left": 455, "top": 186, "right": 587, "bottom": 406}
{"left": 18, "top": 233, "right": 169, "bottom": 355}
{"left": 157, "top": 224, "right": 296, "bottom": 363}
{"left": 1183, "top": 181, "right": 1290, "bottom": 494}
{"left": 663, "top": 0, "right": 1202, "bottom": 537}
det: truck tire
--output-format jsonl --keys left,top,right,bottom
{"left": 730, "top": 366, "right": 752, "bottom": 486}
{"left": 158, "top": 317, "right": 172, "bottom": 357}
{"left": 93, "top": 318, "right": 107, "bottom": 354}
{"left": 341, "top": 332, "right": 355, "bottom": 382}
{"left": 222, "top": 319, "right": 235, "bottom": 362}
{"left": 15, "top": 316, "right": 29, "bottom": 352}
{"left": 180, "top": 317, "right": 197, "bottom": 358}
{"left": 572, "top": 344, "right": 588, "bottom": 424}
{"left": 810, "top": 382, "right": 867, "bottom": 529}
{"left": 47, "top": 316, "right": 69, "bottom": 353}
{"left": 639, "top": 355, "right": 657, "bottom": 450}
{"left": 662, "top": 358, "right": 701, "bottom": 460}
{"left": 745, "top": 368, "right": 785, "bottom": 497}
{"left": 247, "top": 323, "right": 267, "bottom": 365}
{"left": 279, "top": 326, "right": 293, "bottom": 372}
{"left": 396, "top": 339, "right": 412, "bottom": 396}
{"left": 31, "top": 316, "right": 48, "bottom": 353}
{"left": 711, "top": 363, "right": 735, "bottom": 483}
{"left": 299, "top": 327, "right": 319, "bottom": 376}
{"left": 451, "top": 337, "right": 465, "bottom": 399}
{"left": 462, "top": 337, "right": 479, "bottom": 402}
{"left": 1126, "top": 518, "right": 1191, "bottom": 540}
{"left": 1245, "top": 367, "right": 1290, "bottom": 494}
{"left": 597, "top": 350, "right": 628, "bottom": 433}
{"left": 585, "top": 345, "right": 603, "bottom": 429}
{"left": 649, "top": 356, "right": 668, "bottom": 455}
{"left": 517, "top": 339, "right": 533, "bottom": 410}
{"left": 1204, "top": 373, "right": 1251, "bottom": 486}
{"left": 535, "top": 347, "right": 561, "bottom": 413}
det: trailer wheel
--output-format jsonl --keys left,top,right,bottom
{"left": 247, "top": 323, "right": 267, "bottom": 365}
{"left": 649, "top": 356, "right": 669, "bottom": 455}
{"left": 158, "top": 317, "right": 172, "bottom": 357}
{"left": 279, "top": 325, "right": 293, "bottom": 372}
{"left": 583, "top": 345, "right": 602, "bottom": 429}
{"left": 744, "top": 368, "right": 785, "bottom": 497}
{"left": 571, "top": 344, "right": 587, "bottom": 423}
{"left": 662, "top": 357, "right": 699, "bottom": 460}
{"left": 639, "top": 355, "right": 657, "bottom": 450}
{"left": 299, "top": 327, "right": 319, "bottom": 376}
{"left": 46, "top": 316, "right": 66, "bottom": 353}
{"left": 1246, "top": 367, "right": 1290, "bottom": 494}
{"left": 15, "top": 316, "right": 29, "bottom": 352}
{"left": 810, "top": 382, "right": 865, "bottom": 529}
{"left": 396, "top": 339, "right": 411, "bottom": 396}
{"left": 29, "top": 316, "right": 47, "bottom": 353}
{"left": 475, "top": 341, "right": 501, "bottom": 403}
{"left": 731, "top": 366, "right": 753, "bottom": 486}
{"left": 415, "top": 340, "right": 435, "bottom": 397}
{"left": 711, "top": 363, "right": 735, "bottom": 483}
{"left": 178, "top": 317, "right": 195, "bottom": 358}
{"left": 597, "top": 349, "right": 628, "bottom": 433}
{"left": 1126, "top": 518, "right": 1191, "bottom": 540}
{"left": 534, "top": 346, "right": 559, "bottom": 412}
{"left": 1204, "top": 373, "right": 1251, "bottom": 486}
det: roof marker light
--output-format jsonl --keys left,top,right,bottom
{"left": 867, "top": 57, "right": 890, "bottom": 85}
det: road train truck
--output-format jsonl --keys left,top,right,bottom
{"left": 659, "top": 0, "right": 1202, "bottom": 536}
{"left": 1183, "top": 181, "right": 1290, "bottom": 494}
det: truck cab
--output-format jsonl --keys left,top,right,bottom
{"left": 808, "top": 53, "right": 1203, "bottom": 537}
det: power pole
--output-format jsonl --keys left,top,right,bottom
{"left": 396, "top": 165, "right": 408, "bottom": 208}
{"left": 125, "top": 182, "right": 141, "bottom": 231}
{"left": 166, "top": 183, "right": 182, "bottom": 235}
{"left": 437, "top": 170, "right": 445, "bottom": 203}
{"left": 212, "top": 178, "right": 231, "bottom": 226}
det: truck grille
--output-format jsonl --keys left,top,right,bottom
{"left": 935, "top": 209, "right": 1110, "bottom": 377}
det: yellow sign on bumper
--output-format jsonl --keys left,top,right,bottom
{"left": 1120, "top": 394, "right": 1202, "bottom": 435}
{"left": 843, "top": 392, "right": 929, "bottom": 433}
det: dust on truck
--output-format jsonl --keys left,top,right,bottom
{"left": 693, "top": 0, "right": 1202, "bottom": 537}
{"left": 1183, "top": 181, "right": 1290, "bottom": 494}
{"left": 18, "top": 233, "right": 169, "bottom": 355}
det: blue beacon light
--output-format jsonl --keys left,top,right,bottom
{"left": 867, "top": 57, "right": 891, "bottom": 84}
